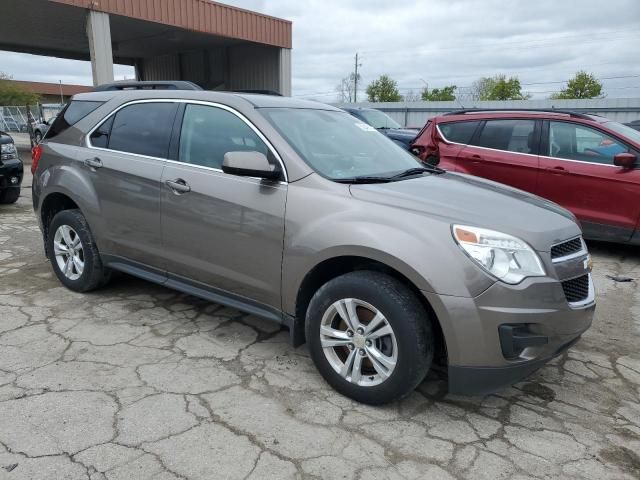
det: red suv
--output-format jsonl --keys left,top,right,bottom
{"left": 411, "top": 109, "right": 640, "bottom": 244}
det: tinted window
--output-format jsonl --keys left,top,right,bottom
{"left": 439, "top": 121, "right": 480, "bottom": 144}
{"left": 108, "top": 103, "right": 177, "bottom": 158}
{"left": 472, "top": 119, "right": 536, "bottom": 153}
{"left": 548, "top": 121, "right": 629, "bottom": 165}
{"left": 178, "top": 104, "right": 270, "bottom": 169}
{"left": 89, "top": 116, "right": 114, "bottom": 148}
{"left": 46, "top": 100, "right": 103, "bottom": 140}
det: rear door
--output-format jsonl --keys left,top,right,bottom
{"left": 160, "top": 102, "right": 287, "bottom": 311}
{"left": 537, "top": 120, "right": 640, "bottom": 241}
{"left": 87, "top": 101, "right": 178, "bottom": 270}
{"left": 455, "top": 119, "right": 540, "bottom": 192}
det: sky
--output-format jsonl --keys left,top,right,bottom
{"left": 1, "top": 0, "right": 639, "bottom": 101}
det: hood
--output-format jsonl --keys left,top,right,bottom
{"left": 383, "top": 128, "right": 418, "bottom": 141}
{"left": 349, "top": 172, "right": 580, "bottom": 252}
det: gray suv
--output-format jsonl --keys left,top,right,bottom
{"left": 32, "top": 84, "right": 595, "bottom": 404}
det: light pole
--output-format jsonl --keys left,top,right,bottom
{"left": 59, "top": 80, "right": 64, "bottom": 105}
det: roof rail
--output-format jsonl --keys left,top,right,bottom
{"left": 232, "top": 89, "right": 283, "bottom": 96}
{"left": 94, "top": 80, "right": 203, "bottom": 92}
{"left": 443, "top": 108, "right": 595, "bottom": 121}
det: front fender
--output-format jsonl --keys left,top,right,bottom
{"left": 281, "top": 178, "right": 494, "bottom": 315}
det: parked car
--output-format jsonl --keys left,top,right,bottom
{"left": 625, "top": 119, "right": 640, "bottom": 132}
{"left": 0, "top": 130, "right": 22, "bottom": 204}
{"left": 32, "top": 116, "right": 56, "bottom": 143}
{"left": 343, "top": 107, "right": 419, "bottom": 150}
{"left": 411, "top": 109, "right": 640, "bottom": 245}
{"left": 32, "top": 85, "right": 595, "bottom": 404}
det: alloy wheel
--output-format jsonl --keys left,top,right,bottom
{"left": 53, "top": 225, "right": 84, "bottom": 281}
{"left": 320, "top": 298, "right": 398, "bottom": 387}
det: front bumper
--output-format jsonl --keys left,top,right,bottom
{"left": 0, "top": 158, "right": 24, "bottom": 189}
{"left": 423, "top": 270, "right": 595, "bottom": 395}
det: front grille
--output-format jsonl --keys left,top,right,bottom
{"left": 562, "top": 274, "right": 590, "bottom": 303}
{"left": 551, "top": 237, "right": 583, "bottom": 260}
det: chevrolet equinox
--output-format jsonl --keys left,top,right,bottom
{"left": 32, "top": 83, "right": 595, "bottom": 404}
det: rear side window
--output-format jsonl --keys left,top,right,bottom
{"left": 46, "top": 100, "right": 104, "bottom": 140}
{"left": 105, "top": 103, "right": 178, "bottom": 158}
{"left": 438, "top": 121, "right": 480, "bottom": 144}
{"left": 472, "top": 119, "right": 536, "bottom": 154}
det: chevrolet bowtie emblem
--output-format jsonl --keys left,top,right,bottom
{"left": 585, "top": 255, "right": 593, "bottom": 271}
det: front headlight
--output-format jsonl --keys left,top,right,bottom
{"left": 452, "top": 225, "right": 545, "bottom": 284}
{"left": 1, "top": 142, "right": 17, "bottom": 160}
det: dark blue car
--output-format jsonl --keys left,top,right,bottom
{"left": 343, "top": 107, "right": 419, "bottom": 151}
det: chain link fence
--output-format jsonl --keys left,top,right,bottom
{"left": 0, "top": 103, "right": 65, "bottom": 148}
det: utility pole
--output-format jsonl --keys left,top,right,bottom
{"left": 354, "top": 52, "right": 361, "bottom": 103}
{"left": 58, "top": 80, "right": 64, "bottom": 105}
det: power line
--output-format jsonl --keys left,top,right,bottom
{"left": 293, "top": 74, "right": 640, "bottom": 98}
{"left": 360, "top": 29, "right": 640, "bottom": 57}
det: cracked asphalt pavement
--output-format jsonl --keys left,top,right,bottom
{"left": 1, "top": 171, "right": 639, "bottom": 479}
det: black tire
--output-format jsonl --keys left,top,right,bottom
{"left": 306, "top": 271, "right": 434, "bottom": 405}
{"left": 47, "top": 209, "right": 110, "bottom": 292}
{"left": 0, "top": 188, "right": 20, "bottom": 204}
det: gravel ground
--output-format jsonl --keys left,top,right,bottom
{"left": 0, "top": 171, "right": 639, "bottom": 480}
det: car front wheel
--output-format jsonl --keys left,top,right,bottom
{"left": 306, "top": 271, "right": 434, "bottom": 404}
{"left": 0, "top": 188, "right": 20, "bottom": 204}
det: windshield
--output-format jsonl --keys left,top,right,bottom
{"left": 357, "top": 109, "right": 401, "bottom": 129}
{"left": 261, "top": 108, "right": 422, "bottom": 180}
{"left": 604, "top": 121, "right": 640, "bottom": 145}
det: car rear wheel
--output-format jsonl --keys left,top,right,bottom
{"left": 0, "top": 188, "right": 20, "bottom": 204}
{"left": 47, "top": 209, "right": 110, "bottom": 292}
{"left": 306, "top": 271, "right": 434, "bottom": 404}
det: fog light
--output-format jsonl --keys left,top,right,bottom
{"left": 10, "top": 177, "right": 18, "bottom": 185}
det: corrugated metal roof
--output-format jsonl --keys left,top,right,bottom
{"left": 6, "top": 80, "right": 93, "bottom": 96}
{"left": 49, "top": 0, "right": 292, "bottom": 49}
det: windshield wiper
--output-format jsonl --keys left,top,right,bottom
{"left": 334, "top": 176, "right": 393, "bottom": 184}
{"left": 389, "top": 166, "right": 445, "bottom": 179}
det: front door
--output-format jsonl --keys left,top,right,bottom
{"left": 456, "top": 119, "right": 540, "bottom": 192}
{"left": 537, "top": 120, "right": 640, "bottom": 242}
{"left": 160, "top": 103, "right": 287, "bottom": 310}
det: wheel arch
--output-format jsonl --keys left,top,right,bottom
{"left": 40, "top": 191, "right": 81, "bottom": 249}
{"left": 293, "top": 254, "right": 448, "bottom": 365}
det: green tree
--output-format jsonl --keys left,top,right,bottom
{"left": 421, "top": 85, "right": 457, "bottom": 101}
{"left": 550, "top": 71, "right": 603, "bottom": 99}
{"left": 471, "top": 75, "right": 530, "bottom": 101}
{"left": 366, "top": 75, "right": 402, "bottom": 102}
{"left": 0, "top": 73, "right": 40, "bottom": 105}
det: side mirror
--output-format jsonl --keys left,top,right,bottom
{"left": 613, "top": 152, "right": 637, "bottom": 169}
{"left": 222, "top": 151, "right": 281, "bottom": 180}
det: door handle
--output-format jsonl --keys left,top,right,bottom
{"left": 83, "top": 157, "right": 102, "bottom": 169}
{"left": 165, "top": 178, "right": 191, "bottom": 194}
{"left": 548, "top": 166, "right": 568, "bottom": 175}
{"left": 470, "top": 154, "right": 482, "bottom": 164}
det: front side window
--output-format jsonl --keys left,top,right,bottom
{"left": 178, "top": 104, "right": 271, "bottom": 170}
{"left": 262, "top": 108, "right": 422, "bottom": 180}
{"left": 106, "top": 102, "right": 177, "bottom": 158}
{"left": 472, "top": 119, "right": 536, "bottom": 154}
{"left": 548, "top": 121, "right": 629, "bottom": 165}
{"left": 438, "top": 121, "right": 480, "bottom": 144}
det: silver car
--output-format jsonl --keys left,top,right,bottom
{"left": 31, "top": 84, "right": 595, "bottom": 404}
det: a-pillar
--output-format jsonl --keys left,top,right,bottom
{"left": 86, "top": 10, "right": 114, "bottom": 86}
